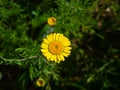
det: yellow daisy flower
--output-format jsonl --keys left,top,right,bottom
{"left": 41, "top": 33, "right": 71, "bottom": 63}
{"left": 47, "top": 17, "right": 56, "bottom": 26}
{"left": 36, "top": 78, "right": 45, "bottom": 87}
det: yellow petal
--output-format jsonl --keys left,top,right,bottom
{"left": 50, "top": 55, "right": 56, "bottom": 61}
{"left": 53, "top": 33, "right": 56, "bottom": 40}
{"left": 45, "top": 52, "right": 52, "bottom": 60}
{"left": 60, "top": 54, "right": 65, "bottom": 61}
{"left": 63, "top": 50, "right": 71, "bottom": 54}
{"left": 41, "top": 43, "right": 48, "bottom": 48}
{"left": 41, "top": 49, "right": 48, "bottom": 53}
{"left": 64, "top": 47, "right": 72, "bottom": 51}
{"left": 58, "top": 54, "right": 65, "bottom": 61}
{"left": 63, "top": 40, "right": 71, "bottom": 46}
{"left": 43, "top": 39, "right": 49, "bottom": 44}
{"left": 54, "top": 33, "right": 59, "bottom": 40}
{"left": 62, "top": 52, "right": 70, "bottom": 57}
{"left": 58, "top": 34, "right": 64, "bottom": 41}
{"left": 60, "top": 37, "right": 71, "bottom": 46}
{"left": 47, "top": 34, "right": 54, "bottom": 42}
{"left": 54, "top": 33, "right": 71, "bottom": 46}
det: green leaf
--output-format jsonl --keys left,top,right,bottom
{"left": 29, "top": 64, "right": 34, "bottom": 80}
{"left": 46, "top": 83, "right": 51, "bottom": 90}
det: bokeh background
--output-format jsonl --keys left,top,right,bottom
{"left": 0, "top": 0, "right": 120, "bottom": 90}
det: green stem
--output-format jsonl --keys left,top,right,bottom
{"left": 0, "top": 56, "right": 39, "bottom": 62}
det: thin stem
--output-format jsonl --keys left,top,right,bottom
{"left": 0, "top": 55, "right": 39, "bottom": 62}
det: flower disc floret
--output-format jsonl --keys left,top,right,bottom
{"left": 41, "top": 33, "right": 71, "bottom": 63}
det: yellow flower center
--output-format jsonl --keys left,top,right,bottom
{"left": 48, "top": 41, "right": 63, "bottom": 55}
{"left": 38, "top": 80, "right": 43, "bottom": 85}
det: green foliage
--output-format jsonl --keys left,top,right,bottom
{"left": 0, "top": 0, "right": 120, "bottom": 90}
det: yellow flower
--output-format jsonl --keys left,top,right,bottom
{"left": 47, "top": 17, "right": 56, "bottom": 26}
{"left": 41, "top": 33, "right": 71, "bottom": 63}
{"left": 36, "top": 78, "right": 45, "bottom": 87}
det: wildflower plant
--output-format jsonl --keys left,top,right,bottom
{"left": 0, "top": 0, "right": 120, "bottom": 90}
{"left": 0, "top": 16, "right": 67, "bottom": 90}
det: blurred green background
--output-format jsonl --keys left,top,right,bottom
{"left": 0, "top": 0, "right": 120, "bottom": 90}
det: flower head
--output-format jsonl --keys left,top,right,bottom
{"left": 47, "top": 17, "right": 56, "bottom": 26}
{"left": 36, "top": 78, "right": 45, "bottom": 87}
{"left": 41, "top": 33, "right": 71, "bottom": 63}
